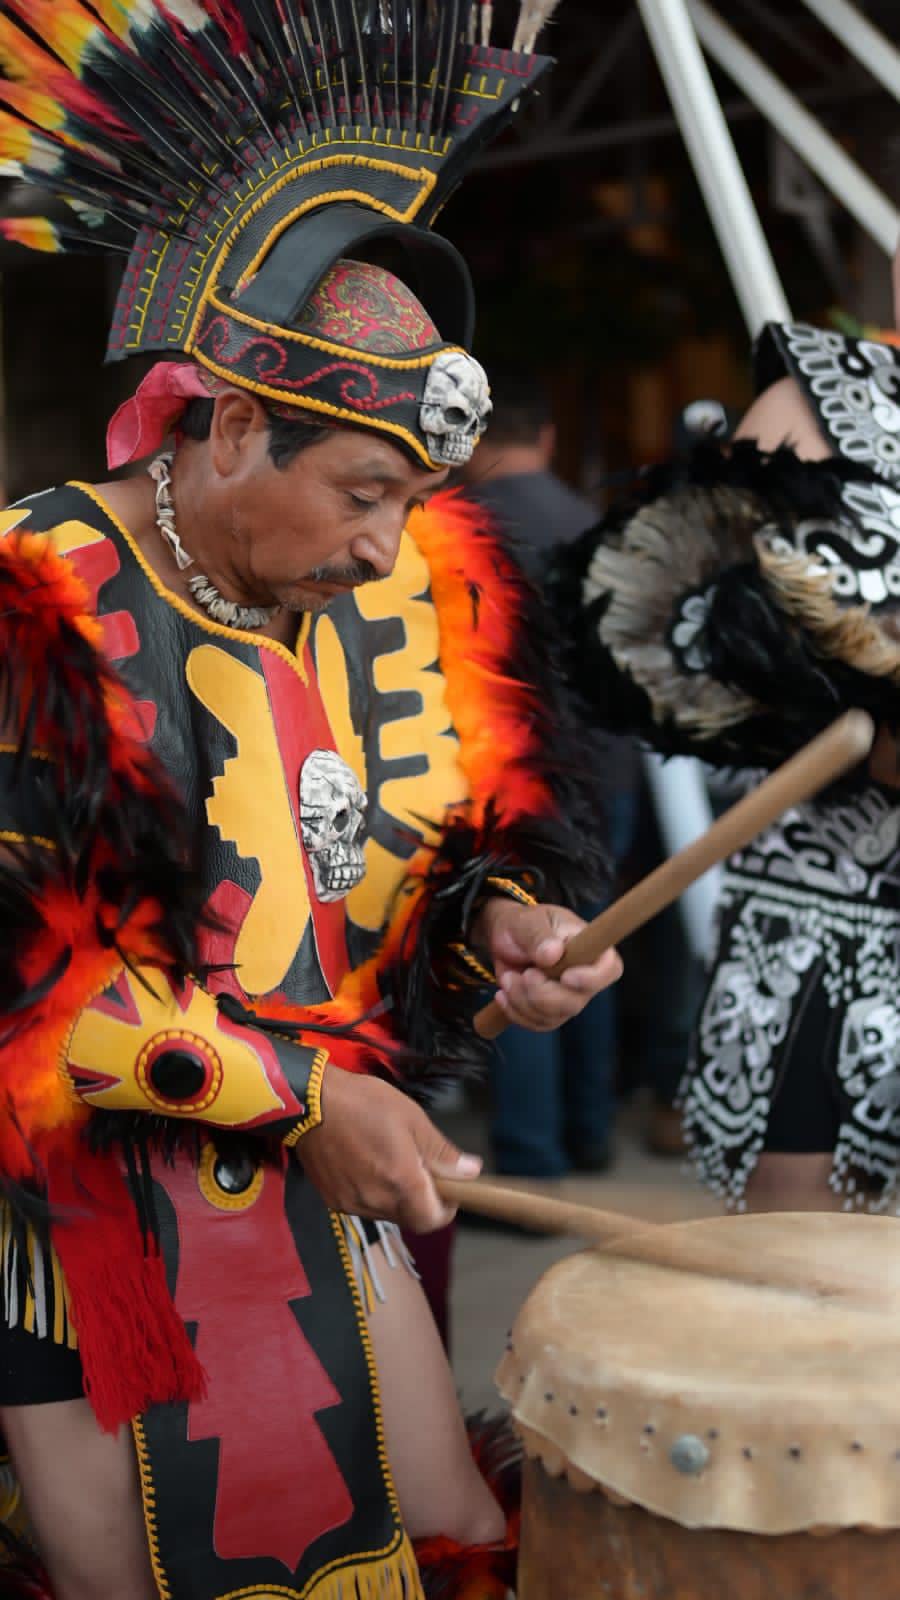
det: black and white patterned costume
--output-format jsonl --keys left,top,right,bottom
{"left": 568, "top": 323, "right": 900, "bottom": 1208}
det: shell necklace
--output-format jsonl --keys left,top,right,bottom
{"left": 149, "top": 453, "right": 278, "bottom": 631}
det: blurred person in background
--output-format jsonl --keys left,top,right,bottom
{"left": 566, "top": 300, "right": 900, "bottom": 1216}
{"left": 461, "top": 374, "right": 641, "bottom": 1176}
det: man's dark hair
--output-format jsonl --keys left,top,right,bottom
{"left": 482, "top": 372, "right": 553, "bottom": 448}
{"left": 179, "top": 397, "right": 332, "bottom": 469}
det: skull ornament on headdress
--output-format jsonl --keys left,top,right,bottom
{"left": 420, "top": 352, "right": 493, "bottom": 467}
{"left": 299, "top": 751, "right": 368, "bottom": 903}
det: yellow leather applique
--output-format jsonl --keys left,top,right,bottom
{"left": 66, "top": 971, "right": 288, "bottom": 1125}
{"left": 45, "top": 521, "right": 108, "bottom": 558}
{"left": 186, "top": 644, "right": 311, "bottom": 997}
{"left": 339, "top": 532, "right": 468, "bottom": 932}
{"left": 0, "top": 509, "right": 31, "bottom": 539}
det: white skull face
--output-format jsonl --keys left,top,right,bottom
{"left": 839, "top": 995, "right": 900, "bottom": 1134}
{"left": 420, "top": 350, "right": 492, "bottom": 467}
{"left": 299, "top": 750, "right": 367, "bottom": 902}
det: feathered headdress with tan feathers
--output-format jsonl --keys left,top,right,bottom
{"left": 0, "top": 0, "right": 557, "bottom": 465}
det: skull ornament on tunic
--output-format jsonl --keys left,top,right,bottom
{"left": 420, "top": 350, "right": 492, "bottom": 466}
{"left": 299, "top": 750, "right": 367, "bottom": 902}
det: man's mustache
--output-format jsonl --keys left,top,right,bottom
{"left": 307, "top": 560, "right": 380, "bottom": 586}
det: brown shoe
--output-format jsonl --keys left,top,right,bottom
{"left": 646, "top": 1101, "right": 687, "bottom": 1158}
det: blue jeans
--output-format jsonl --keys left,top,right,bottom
{"left": 489, "top": 791, "right": 636, "bottom": 1178}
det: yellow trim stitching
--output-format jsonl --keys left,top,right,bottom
{"left": 132, "top": 1415, "right": 174, "bottom": 1600}
{"left": 174, "top": 147, "right": 436, "bottom": 351}
{"left": 211, "top": 1536, "right": 421, "bottom": 1598}
{"left": 282, "top": 1046, "right": 328, "bottom": 1146}
{"left": 0, "top": 744, "right": 52, "bottom": 759}
{"left": 448, "top": 941, "right": 496, "bottom": 986}
{"left": 486, "top": 874, "right": 538, "bottom": 908}
{"left": 230, "top": 153, "right": 437, "bottom": 284}
{"left": 132, "top": 233, "right": 172, "bottom": 344}
{"left": 71, "top": 485, "right": 313, "bottom": 682}
{"left": 0, "top": 830, "right": 56, "bottom": 850}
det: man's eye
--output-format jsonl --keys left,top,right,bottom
{"left": 348, "top": 492, "right": 377, "bottom": 510}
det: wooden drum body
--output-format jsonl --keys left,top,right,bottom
{"left": 496, "top": 1213, "right": 900, "bottom": 1600}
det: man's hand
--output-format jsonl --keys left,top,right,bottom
{"left": 294, "top": 1067, "right": 482, "bottom": 1232}
{"left": 471, "top": 898, "right": 623, "bottom": 1031}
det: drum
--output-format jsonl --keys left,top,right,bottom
{"left": 496, "top": 1212, "right": 900, "bottom": 1599}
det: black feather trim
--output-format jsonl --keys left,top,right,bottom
{"left": 468, "top": 521, "right": 613, "bottom": 911}
{"left": 0, "top": 537, "right": 205, "bottom": 1020}
{"left": 558, "top": 440, "right": 896, "bottom": 774}
{"left": 389, "top": 805, "right": 607, "bottom": 1082}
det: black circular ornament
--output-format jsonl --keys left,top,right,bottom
{"left": 148, "top": 1049, "right": 207, "bottom": 1101}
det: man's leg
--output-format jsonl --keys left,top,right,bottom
{"left": 367, "top": 1246, "right": 505, "bottom": 1546}
{"left": 1, "top": 1401, "right": 157, "bottom": 1600}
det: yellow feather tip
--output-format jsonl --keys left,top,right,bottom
{"left": 0, "top": 218, "right": 61, "bottom": 254}
{"left": 6, "top": 0, "right": 99, "bottom": 74}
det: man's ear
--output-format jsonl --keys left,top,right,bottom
{"left": 208, "top": 390, "right": 268, "bottom": 477}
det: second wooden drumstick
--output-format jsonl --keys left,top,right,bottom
{"left": 473, "top": 709, "right": 875, "bottom": 1040}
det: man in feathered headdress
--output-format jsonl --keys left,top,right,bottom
{"left": 0, "top": 4, "right": 620, "bottom": 1597}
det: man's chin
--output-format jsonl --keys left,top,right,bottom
{"left": 280, "top": 590, "right": 338, "bottom": 615}
{"left": 279, "top": 579, "right": 358, "bottom": 613}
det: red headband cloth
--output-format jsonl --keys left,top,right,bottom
{"left": 107, "top": 363, "right": 217, "bottom": 469}
{"left": 106, "top": 263, "right": 442, "bottom": 469}
{"left": 106, "top": 362, "right": 316, "bottom": 469}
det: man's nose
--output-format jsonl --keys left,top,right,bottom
{"left": 349, "top": 509, "right": 405, "bottom": 579}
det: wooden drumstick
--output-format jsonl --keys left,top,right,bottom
{"left": 473, "top": 710, "right": 875, "bottom": 1040}
{"left": 437, "top": 1176, "right": 646, "bottom": 1244}
{"left": 435, "top": 1178, "right": 888, "bottom": 1303}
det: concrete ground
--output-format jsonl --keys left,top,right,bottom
{"left": 442, "top": 1091, "right": 722, "bottom": 1411}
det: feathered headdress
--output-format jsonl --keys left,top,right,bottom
{"left": 0, "top": 1, "right": 556, "bottom": 466}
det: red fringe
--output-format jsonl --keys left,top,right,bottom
{"left": 48, "top": 1145, "right": 206, "bottom": 1434}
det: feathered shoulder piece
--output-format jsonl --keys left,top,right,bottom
{"left": 561, "top": 440, "right": 900, "bottom": 772}
{"left": 409, "top": 488, "right": 608, "bottom": 907}
{"left": 0, "top": 1, "right": 554, "bottom": 362}
{"left": 365, "top": 490, "right": 611, "bottom": 1065}
{"left": 0, "top": 522, "right": 204, "bottom": 1179}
